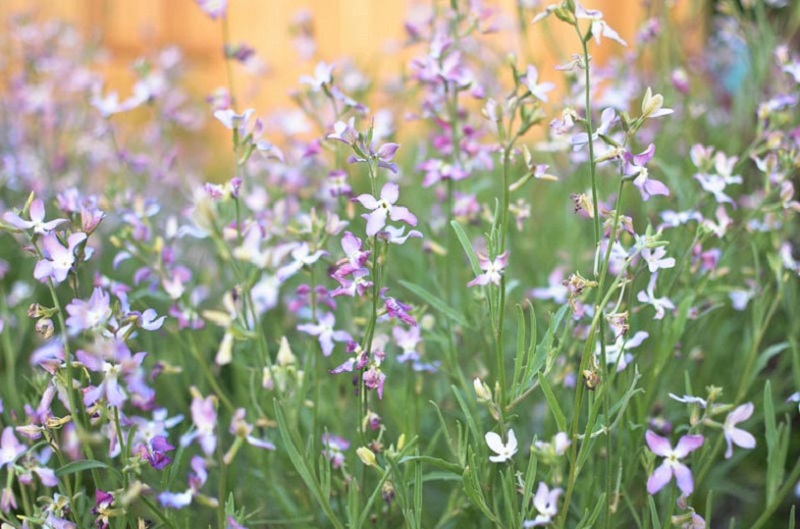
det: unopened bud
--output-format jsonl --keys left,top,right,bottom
{"left": 473, "top": 378, "right": 493, "bottom": 402}
{"left": 356, "top": 446, "right": 377, "bottom": 467}
{"left": 276, "top": 336, "right": 296, "bottom": 366}
{"left": 36, "top": 318, "right": 54, "bottom": 339}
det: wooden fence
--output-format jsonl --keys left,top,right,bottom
{"left": 1, "top": 0, "right": 703, "bottom": 114}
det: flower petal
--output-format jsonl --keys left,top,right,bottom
{"left": 674, "top": 434, "right": 704, "bottom": 458}
{"left": 485, "top": 431, "right": 503, "bottom": 454}
{"left": 646, "top": 462, "right": 673, "bottom": 495}
{"left": 645, "top": 430, "right": 672, "bottom": 457}
{"left": 673, "top": 462, "right": 695, "bottom": 495}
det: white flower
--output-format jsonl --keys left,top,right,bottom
{"left": 485, "top": 429, "right": 518, "bottom": 463}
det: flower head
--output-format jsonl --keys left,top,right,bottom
{"left": 468, "top": 252, "right": 509, "bottom": 287}
{"left": 3, "top": 199, "right": 67, "bottom": 234}
{"left": 723, "top": 402, "right": 756, "bottom": 459}
{"left": 485, "top": 428, "right": 517, "bottom": 463}
{"left": 34, "top": 232, "right": 87, "bottom": 284}
{"left": 354, "top": 183, "right": 417, "bottom": 237}
{"left": 646, "top": 430, "right": 704, "bottom": 495}
{"left": 524, "top": 482, "right": 563, "bottom": 527}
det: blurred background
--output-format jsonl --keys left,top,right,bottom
{"left": 0, "top": 0, "right": 702, "bottom": 113}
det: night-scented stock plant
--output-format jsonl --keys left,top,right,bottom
{"left": 0, "top": 0, "right": 799, "bottom": 527}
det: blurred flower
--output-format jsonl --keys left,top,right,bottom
{"left": 524, "top": 482, "right": 563, "bottom": 527}
{"left": 3, "top": 198, "right": 67, "bottom": 234}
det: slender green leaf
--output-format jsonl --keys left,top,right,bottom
{"left": 400, "top": 280, "right": 468, "bottom": 327}
{"left": 648, "top": 496, "right": 662, "bottom": 529}
{"left": 539, "top": 373, "right": 567, "bottom": 432}
{"left": 55, "top": 459, "right": 121, "bottom": 480}
{"left": 575, "top": 493, "right": 607, "bottom": 529}
{"left": 274, "top": 400, "right": 345, "bottom": 529}
{"left": 451, "top": 220, "right": 482, "bottom": 276}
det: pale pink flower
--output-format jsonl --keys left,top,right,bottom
{"left": 723, "top": 402, "right": 756, "bottom": 459}
{"left": 646, "top": 430, "right": 704, "bottom": 495}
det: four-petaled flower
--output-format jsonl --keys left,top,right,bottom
{"left": 624, "top": 144, "right": 670, "bottom": 201}
{"left": 523, "top": 482, "right": 563, "bottom": 527}
{"left": 3, "top": 199, "right": 67, "bottom": 235}
{"left": 297, "top": 312, "right": 352, "bottom": 357}
{"left": 354, "top": 183, "right": 418, "bottom": 237}
{"left": 645, "top": 430, "right": 704, "bottom": 495}
{"left": 523, "top": 65, "right": 555, "bottom": 102}
{"left": 468, "top": 252, "right": 509, "bottom": 287}
{"left": 485, "top": 428, "right": 518, "bottom": 463}
{"left": 34, "top": 232, "right": 87, "bottom": 284}
{"left": 723, "top": 402, "right": 756, "bottom": 459}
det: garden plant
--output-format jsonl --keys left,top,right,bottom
{"left": 0, "top": 0, "right": 799, "bottom": 527}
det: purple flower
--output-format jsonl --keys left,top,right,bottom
{"left": 0, "top": 427, "right": 26, "bottom": 468}
{"left": 196, "top": 0, "right": 227, "bottom": 20}
{"left": 34, "top": 232, "right": 87, "bottom": 284}
{"left": 3, "top": 199, "right": 67, "bottom": 234}
{"left": 468, "top": 252, "right": 509, "bottom": 287}
{"left": 276, "top": 243, "right": 327, "bottom": 282}
{"left": 137, "top": 308, "right": 166, "bottom": 331}
{"left": 646, "top": 430, "right": 704, "bottom": 495}
{"left": 523, "top": 65, "right": 555, "bottom": 102}
{"left": 636, "top": 274, "right": 675, "bottom": 320}
{"left": 418, "top": 159, "right": 469, "bottom": 187}
{"left": 383, "top": 293, "right": 416, "bottom": 327}
{"left": 78, "top": 341, "right": 148, "bottom": 408}
{"left": 530, "top": 267, "right": 568, "bottom": 303}
{"left": 723, "top": 403, "right": 756, "bottom": 459}
{"left": 339, "top": 231, "right": 370, "bottom": 268}
{"left": 363, "top": 366, "right": 386, "bottom": 399}
{"left": 322, "top": 433, "right": 350, "bottom": 469}
{"left": 66, "top": 287, "right": 112, "bottom": 334}
{"left": 229, "top": 408, "right": 276, "bottom": 451}
{"left": 92, "top": 490, "right": 115, "bottom": 529}
{"left": 641, "top": 247, "right": 675, "bottom": 273}
{"left": 523, "top": 482, "right": 563, "bottom": 527}
{"left": 139, "top": 436, "right": 175, "bottom": 470}
{"left": 297, "top": 312, "right": 352, "bottom": 356}
{"left": 624, "top": 144, "right": 670, "bottom": 201}
{"left": 180, "top": 392, "right": 218, "bottom": 456}
{"left": 571, "top": 107, "right": 616, "bottom": 151}
{"left": 354, "top": 183, "right": 418, "bottom": 237}
{"left": 159, "top": 455, "right": 209, "bottom": 509}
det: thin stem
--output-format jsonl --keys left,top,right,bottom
{"left": 46, "top": 278, "right": 103, "bottom": 489}
{"left": 221, "top": 16, "right": 237, "bottom": 108}
{"left": 750, "top": 455, "right": 800, "bottom": 529}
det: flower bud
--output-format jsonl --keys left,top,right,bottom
{"left": 356, "top": 446, "right": 377, "bottom": 467}
{"left": 276, "top": 336, "right": 296, "bottom": 366}
{"left": 35, "top": 318, "right": 54, "bottom": 340}
{"left": 473, "top": 378, "right": 493, "bottom": 402}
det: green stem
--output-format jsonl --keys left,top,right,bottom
{"left": 185, "top": 332, "right": 235, "bottom": 413}
{"left": 750, "top": 455, "right": 800, "bottom": 529}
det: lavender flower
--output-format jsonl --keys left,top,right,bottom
{"left": 297, "top": 312, "right": 352, "bottom": 356}
{"left": 646, "top": 430, "right": 704, "bottom": 495}
{"left": 723, "top": 402, "right": 756, "bottom": 459}
{"left": 3, "top": 198, "right": 67, "bottom": 234}
{"left": 354, "top": 183, "right": 418, "bottom": 237}
{"left": 523, "top": 482, "right": 563, "bottom": 527}
{"left": 467, "top": 252, "right": 509, "bottom": 287}
{"left": 65, "top": 287, "right": 112, "bottom": 334}
{"left": 34, "top": 232, "right": 87, "bottom": 284}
